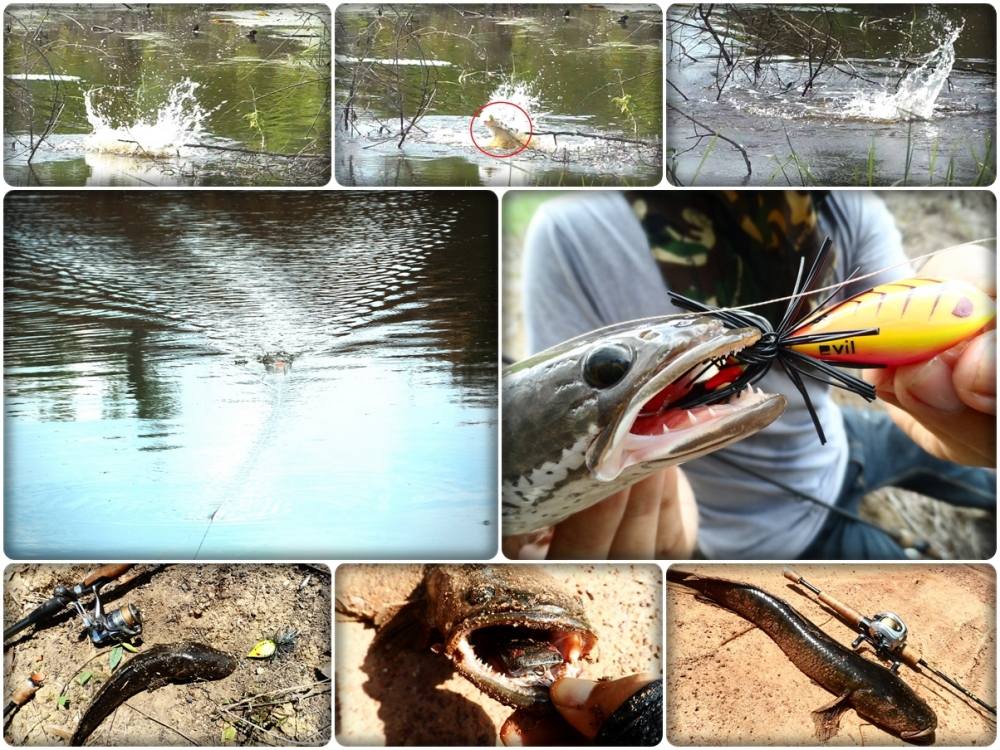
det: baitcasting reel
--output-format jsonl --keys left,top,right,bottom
{"left": 852, "top": 611, "right": 908, "bottom": 671}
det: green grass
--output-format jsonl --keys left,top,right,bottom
{"left": 690, "top": 134, "right": 718, "bottom": 184}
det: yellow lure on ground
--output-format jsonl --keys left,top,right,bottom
{"left": 247, "top": 639, "right": 276, "bottom": 658}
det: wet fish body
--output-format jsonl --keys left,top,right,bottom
{"left": 502, "top": 315, "right": 787, "bottom": 534}
{"left": 668, "top": 571, "right": 937, "bottom": 742}
{"left": 71, "top": 642, "right": 237, "bottom": 745}
{"left": 422, "top": 564, "right": 597, "bottom": 708}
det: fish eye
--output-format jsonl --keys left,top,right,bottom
{"left": 583, "top": 344, "right": 633, "bottom": 388}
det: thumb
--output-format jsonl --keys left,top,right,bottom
{"left": 550, "top": 674, "right": 656, "bottom": 740}
{"left": 953, "top": 331, "right": 996, "bottom": 415}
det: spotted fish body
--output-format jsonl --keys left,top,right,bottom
{"left": 502, "top": 315, "right": 786, "bottom": 535}
{"left": 668, "top": 571, "right": 938, "bottom": 742}
{"left": 789, "top": 277, "right": 995, "bottom": 366}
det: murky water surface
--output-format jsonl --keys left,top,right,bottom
{"left": 4, "top": 4, "right": 330, "bottom": 186}
{"left": 667, "top": 4, "right": 996, "bottom": 186}
{"left": 335, "top": 4, "right": 662, "bottom": 186}
{"left": 4, "top": 192, "right": 497, "bottom": 559}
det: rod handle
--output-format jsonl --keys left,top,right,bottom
{"left": 897, "top": 644, "right": 923, "bottom": 669}
{"left": 82, "top": 564, "right": 133, "bottom": 588}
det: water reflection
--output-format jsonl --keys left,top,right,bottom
{"left": 5, "top": 191, "right": 498, "bottom": 559}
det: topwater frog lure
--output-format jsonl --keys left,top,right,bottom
{"left": 666, "top": 238, "right": 996, "bottom": 443}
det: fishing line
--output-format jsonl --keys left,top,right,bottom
{"left": 703, "top": 238, "right": 997, "bottom": 317}
{"left": 709, "top": 453, "right": 939, "bottom": 559}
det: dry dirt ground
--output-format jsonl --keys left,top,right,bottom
{"left": 3, "top": 564, "right": 331, "bottom": 746}
{"left": 335, "top": 563, "right": 662, "bottom": 745}
{"left": 667, "top": 564, "right": 996, "bottom": 746}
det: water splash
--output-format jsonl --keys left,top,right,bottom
{"left": 843, "top": 24, "right": 963, "bottom": 121}
{"left": 483, "top": 79, "right": 547, "bottom": 130}
{"left": 84, "top": 79, "right": 211, "bottom": 157}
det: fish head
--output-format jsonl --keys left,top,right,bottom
{"left": 503, "top": 314, "right": 786, "bottom": 533}
{"left": 852, "top": 685, "right": 937, "bottom": 743}
{"left": 424, "top": 565, "right": 597, "bottom": 708}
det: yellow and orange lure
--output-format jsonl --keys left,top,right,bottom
{"left": 789, "top": 276, "right": 996, "bottom": 367}
{"left": 667, "top": 238, "right": 997, "bottom": 443}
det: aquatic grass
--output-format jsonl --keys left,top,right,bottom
{"left": 783, "top": 129, "right": 816, "bottom": 186}
{"left": 972, "top": 131, "right": 995, "bottom": 186}
{"left": 902, "top": 119, "right": 914, "bottom": 186}
{"left": 766, "top": 155, "right": 796, "bottom": 186}
{"left": 865, "top": 137, "right": 876, "bottom": 186}
{"left": 927, "top": 136, "right": 939, "bottom": 185}
{"left": 944, "top": 154, "right": 956, "bottom": 186}
{"left": 691, "top": 134, "right": 718, "bottom": 183}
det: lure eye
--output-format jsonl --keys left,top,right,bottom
{"left": 583, "top": 344, "right": 633, "bottom": 389}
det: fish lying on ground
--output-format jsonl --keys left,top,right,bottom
{"left": 667, "top": 570, "right": 938, "bottom": 743}
{"left": 71, "top": 642, "right": 237, "bottom": 745}
{"left": 502, "top": 315, "right": 786, "bottom": 535}
{"left": 337, "top": 564, "right": 598, "bottom": 709}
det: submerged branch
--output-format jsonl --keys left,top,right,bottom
{"left": 532, "top": 129, "right": 659, "bottom": 148}
{"left": 667, "top": 102, "right": 751, "bottom": 178}
{"left": 114, "top": 139, "right": 327, "bottom": 159}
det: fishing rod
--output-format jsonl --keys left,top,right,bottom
{"left": 711, "top": 454, "right": 939, "bottom": 558}
{"left": 4, "top": 564, "right": 143, "bottom": 647}
{"left": 783, "top": 568, "right": 996, "bottom": 716}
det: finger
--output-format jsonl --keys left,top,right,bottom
{"left": 655, "top": 467, "right": 697, "bottom": 558}
{"left": 889, "top": 381, "right": 994, "bottom": 467}
{"left": 547, "top": 490, "right": 628, "bottom": 560}
{"left": 551, "top": 674, "right": 657, "bottom": 740}
{"left": 953, "top": 331, "right": 997, "bottom": 415}
{"left": 893, "top": 356, "right": 964, "bottom": 413}
{"left": 607, "top": 471, "right": 665, "bottom": 559}
{"left": 499, "top": 707, "right": 584, "bottom": 746}
{"left": 502, "top": 530, "right": 553, "bottom": 560}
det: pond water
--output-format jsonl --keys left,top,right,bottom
{"left": 4, "top": 4, "right": 331, "bottom": 186}
{"left": 335, "top": 4, "right": 663, "bottom": 186}
{"left": 667, "top": 4, "right": 996, "bottom": 186}
{"left": 4, "top": 192, "right": 497, "bottom": 559}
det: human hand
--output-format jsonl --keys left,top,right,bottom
{"left": 864, "top": 243, "right": 996, "bottom": 467}
{"left": 866, "top": 330, "right": 995, "bottom": 466}
{"left": 502, "top": 467, "right": 697, "bottom": 560}
{"left": 499, "top": 674, "right": 661, "bottom": 746}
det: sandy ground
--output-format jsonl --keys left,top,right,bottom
{"left": 335, "top": 563, "right": 662, "bottom": 745}
{"left": 667, "top": 564, "right": 996, "bottom": 746}
{"left": 3, "top": 564, "right": 331, "bottom": 746}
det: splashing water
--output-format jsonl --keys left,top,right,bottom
{"left": 843, "top": 24, "right": 963, "bottom": 121}
{"left": 482, "top": 79, "right": 547, "bottom": 131}
{"left": 84, "top": 79, "right": 211, "bottom": 157}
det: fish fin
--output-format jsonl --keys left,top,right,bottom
{"left": 811, "top": 692, "right": 851, "bottom": 741}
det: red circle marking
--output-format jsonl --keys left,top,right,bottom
{"left": 470, "top": 101, "right": 534, "bottom": 159}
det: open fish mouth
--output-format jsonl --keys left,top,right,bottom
{"left": 593, "top": 326, "right": 786, "bottom": 481}
{"left": 445, "top": 614, "right": 597, "bottom": 707}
